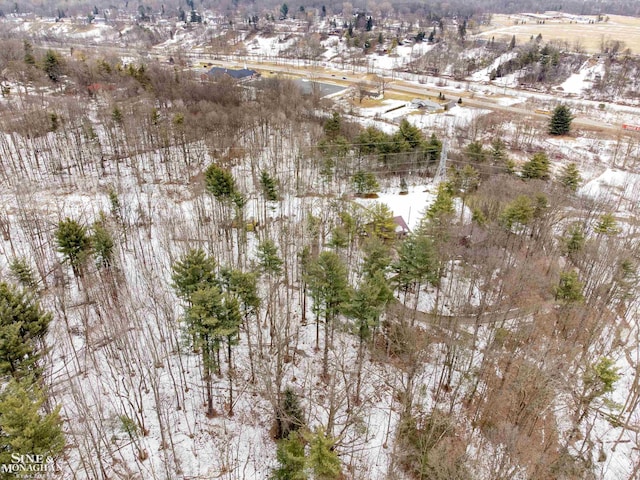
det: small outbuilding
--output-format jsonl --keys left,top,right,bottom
{"left": 393, "top": 216, "right": 411, "bottom": 237}
{"left": 410, "top": 98, "right": 441, "bottom": 111}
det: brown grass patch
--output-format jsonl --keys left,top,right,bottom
{"left": 478, "top": 14, "right": 640, "bottom": 54}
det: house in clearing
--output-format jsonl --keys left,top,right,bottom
{"left": 207, "top": 67, "right": 259, "bottom": 81}
{"left": 393, "top": 216, "right": 410, "bottom": 237}
{"left": 411, "top": 98, "right": 441, "bottom": 112}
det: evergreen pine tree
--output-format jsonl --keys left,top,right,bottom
{"left": 42, "top": 50, "right": 62, "bottom": 82}
{"left": 220, "top": 292, "right": 242, "bottom": 415}
{"left": 221, "top": 268, "right": 260, "bottom": 382}
{"left": 186, "top": 285, "right": 226, "bottom": 416}
{"left": 306, "top": 428, "right": 341, "bottom": 480}
{"left": 399, "top": 178, "right": 409, "bottom": 194}
{"left": 465, "top": 141, "right": 486, "bottom": 163}
{"left": 111, "top": 107, "right": 123, "bottom": 125}
{"left": 0, "top": 282, "right": 51, "bottom": 377}
{"left": 365, "top": 202, "right": 397, "bottom": 240}
{"left": 500, "top": 195, "right": 535, "bottom": 231}
{"left": 393, "top": 233, "right": 439, "bottom": 294}
{"left": 346, "top": 271, "right": 393, "bottom": 343}
{"left": 0, "top": 378, "right": 65, "bottom": 466}
{"left": 490, "top": 138, "right": 507, "bottom": 164}
{"left": 352, "top": 171, "right": 379, "bottom": 196}
{"left": 346, "top": 271, "right": 393, "bottom": 401}
{"left": 257, "top": 239, "right": 283, "bottom": 276}
{"left": 276, "top": 387, "right": 306, "bottom": 440}
{"left": 305, "top": 251, "right": 350, "bottom": 377}
{"left": 271, "top": 432, "right": 307, "bottom": 480}
{"left": 323, "top": 112, "right": 341, "bottom": 140}
{"left": 108, "top": 188, "right": 122, "bottom": 221}
{"left": 222, "top": 269, "right": 260, "bottom": 317}
{"left": 23, "top": 40, "right": 35, "bottom": 65}
{"left": 361, "top": 237, "right": 391, "bottom": 279}
{"left": 328, "top": 226, "right": 349, "bottom": 250}
{"left": 92, "top": 217, "right": 114, "bottom": 269}
{"left": 584, "top": 358, "right": 620, "bottom": 396}
{"left": 563, "top": 223, "right": 585, "bottom": 257}
{"left": 204, "top": 163, "right": 237, "bottom": 200}
{"left": 260, "top": 170, "right": 279, "bottom": 202}
{"left": 9, "top": 257, "right": 37, "bottom": 290}
{"left": 505, "top": 158, "right": 517, "bottom": 175}
{"left": 55, "top": 218, "right": 91, "bottom": 277}
{"left": 171, "top": 249, "right": 217, "bottom": 301}
{"left": 471, "top": 208, "right": 487, "bottom": 226}
{"left": 394, "top": 119, "right": 426, "bottom": 151}
{"left": 521, "top": 152, "right": 551, "bottom": 180}
{"left": 555, "top": 270, "right": 584, "bottom": 302}
{"left": 594, "top": 213, "right": 620, "bottom": 236}
{"left": 558, "top": 163, "right": 582, "bottom": 192}
{"left": 548, "top": 105, "right": 573, "bottom": 135}
{"left": 425, "top": 182, "right": 455, "bottom": 225}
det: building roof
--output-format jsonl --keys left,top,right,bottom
{"left": 411, "top": 98, "right": 441, "bottom": 111}
{"left": 208, "top": 67, "right": 256, "bottom": 79}
{"left": 393, "top": 216, "right": 410, "bottom": 233}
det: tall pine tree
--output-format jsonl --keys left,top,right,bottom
{"left": 0, "top": 282, "right": 51, "bottom": 378}
{"left": 204, "top": 163, "right": 237, "bottom": 201}
{"left": 306, "top": 428, "right": 341, "bottom": 480}
{"left": 305, "top": 251, "right": 350, "bottom": 378}
{"left": 171, "top": 249, "right": 217, "bottom": 301}
{"left": 186, "top": 285, "right": 225, "bottom": 417}
{"left": 260, "top": 171, "right": 279, "bottom": 202}
{"left": 0, "top": 378, "right": 65, "bottom": 467}
{"left": 521, "top": 152, "right": 551, "bottom": 180}
{"left": 55, "top": 218, "right": 91, "bottom": 277}
{"left": 271, "top": 432, "right": 307, "bottom": 480}
{"left": 549, "top": 105, "right": 573, "bottom": 135}
{"left": 558, "top": 163, "right": 582, "bottom": 191}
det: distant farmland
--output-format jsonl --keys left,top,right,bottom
{"left": 477, "top": 14, "right": 640, "bottom": 54}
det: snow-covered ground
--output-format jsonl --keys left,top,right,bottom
{"left": 354, "top": 185, "right": 437, "bottom": 230}
{"left": 1, "top": 13, "right": 640, "bottom": 480}
{"left": 559, "top": 60, "right": 605, "bottom": 95}
{"left": 247, "top": 34, "right": 296, "bottom": 56}
{"left": 407, "top": 105, "right": 491, "bottom": 130}
{"left": 469, "top": 51, "right": 518, "bottom": 82}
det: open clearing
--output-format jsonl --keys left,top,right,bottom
{"left": 478, "top": 14, "right": 640, "bottom": 53}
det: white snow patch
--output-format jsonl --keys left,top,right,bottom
{"left": 559, "top": 61, "right": 605, "bottom": 95}
{"left": 470, "top": 51, "right": 518, "bottom": 82}
{"left": 354, "top": 186, "right": 437, "bottom": 230}
{"left": 407, "top": 106, "right": 491, "bottom": 130}
{"left": 579, "top": 168, "right": 640, "bottom": 201}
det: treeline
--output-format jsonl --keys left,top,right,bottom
{"left": 3, "top": 0, "right": 640, "bottom": 22}
{"left": 491, "top": 41, "right": 586, "bottom": 85}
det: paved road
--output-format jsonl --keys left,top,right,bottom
{"left": 49, "top": 42, "right": 628, "bottom": 135}
{"left": 186, "top": 54, "right": 623, "bottom": 134}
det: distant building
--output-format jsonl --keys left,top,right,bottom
{"left": 393, "top": 216, "right": 410, "bottom": 237}
{"left": 207, "top": 67, "right": 259, "bottom": 81}
{"left": 411, "top": 98, "right": 441, "bottom": 111}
